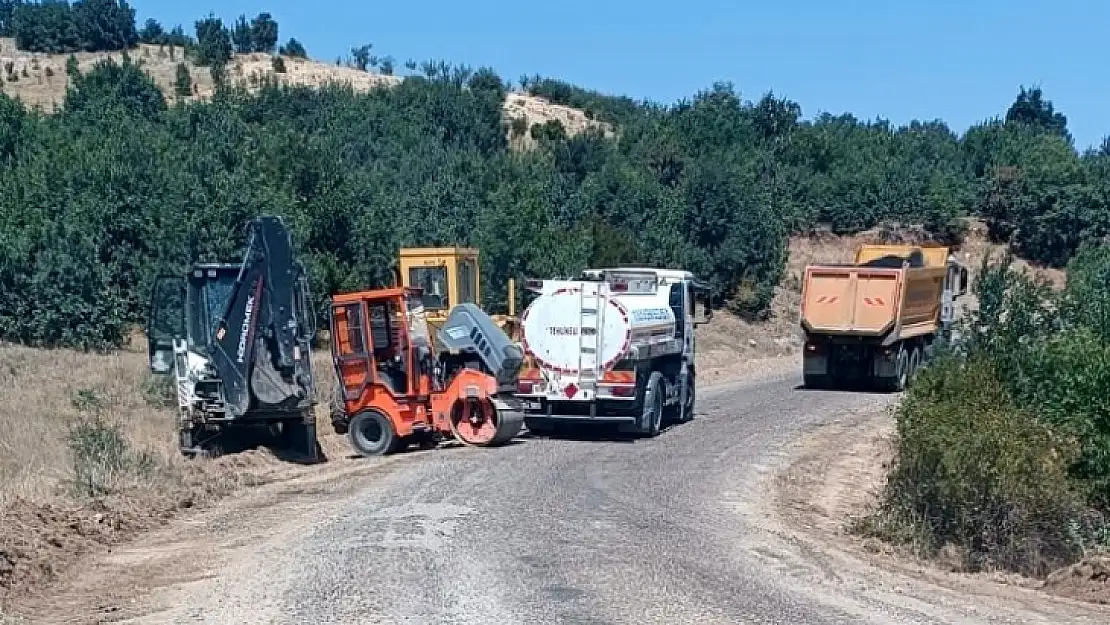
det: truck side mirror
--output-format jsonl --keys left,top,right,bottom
{"left": 148, "top": 275, "right": 186, "bottom": 374}
{"left": 694, "top": 291, "right": 713, "bottom": 326}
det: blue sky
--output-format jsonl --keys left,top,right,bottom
{"left": 140, "top": 0, "right": 1107, "bottom": 150}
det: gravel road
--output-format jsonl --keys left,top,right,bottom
{"left": 33, "top": 371, "right": 1110, "bottom": 625}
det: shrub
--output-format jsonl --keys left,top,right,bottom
{"left": 67, "top": 388, "right": 157, "bottom": 498}
{"left": 867, "top": 355, "right": 1093, "bottom": 576}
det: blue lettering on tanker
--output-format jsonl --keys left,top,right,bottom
{"left": 631, "top": 308, "right": 671, "bottom": 322}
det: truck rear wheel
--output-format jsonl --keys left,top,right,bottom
{"left": 907, "top": 346, "right": 922, "bottom": 386}
{"left": 880, "top": 346, "right": 909, "bottom": 393}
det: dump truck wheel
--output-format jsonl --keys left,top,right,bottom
{"left": 907, "top": 346, "right": 922, "bottom": 385}
{"left": 889, "top": 347, "right": 909, "bottom": 392}
{"left": 640, "top": 372, "right": 664, "bottom": 437}
{"left": 348, "top": 409, "right": 401, "bottom": 457}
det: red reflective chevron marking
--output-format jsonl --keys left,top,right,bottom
{"left": 815, "top": 295, "right": 839, "bottom": 304}
{"left": 863, "top": 297, "right": 886, "bottom": 306}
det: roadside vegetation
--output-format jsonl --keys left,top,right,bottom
{"left": 1, "top": 0, "right": 1110, "bottom": 607}
{"left": 2, "top": 4, "right": 1109, "bottom": 353}
{"left": 862, "top": 246, "right": 1110, "bottom": 578}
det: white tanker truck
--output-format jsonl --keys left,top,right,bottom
{"left": 515, "top": 268, "right": 712, "bottom": 437}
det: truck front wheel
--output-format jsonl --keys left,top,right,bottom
{"left": 640, "top": 372, "right": 664, "bottom": 437}
{"left": 678, "top": 373, "right": 695, "bottom": 423}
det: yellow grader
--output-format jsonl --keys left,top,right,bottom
{"left": 395, "top": 246, "right": 520, "bottom": 342}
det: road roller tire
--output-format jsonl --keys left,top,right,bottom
{"left": 450, "top": 398, "right": 523, "bottom": 448}
{"left": 348, "top": 409, "right": 403, "bottom": 457}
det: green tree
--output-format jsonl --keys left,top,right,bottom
{"left": 173, "top": 61, "right": 190, "bottom": 98}
{"left": 1006, "top": 85, "right": 1070, "bottom": 142}
{"left": 193, "top": 14, "right": 231, "bottom": 68}
{"left": 137, "top": 17, "right": 162, "bottom": 43}
{"left": 350, "top": 44, "right": 371, "bottom": 71}
{"left": 230, "top": 14, "right": 251, "bottom": 54}
{"left": 278, "top": 37, "right": 305, "bottom": 58}
{"left": 249, "top": 12, "right": 277, "bottom": 53}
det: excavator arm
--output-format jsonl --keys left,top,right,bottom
{"left": 209, "top": 216, "right": 314, "bottom": 418}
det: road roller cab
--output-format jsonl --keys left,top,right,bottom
{"left": 328, "top": 286, "right": 525, "bottom": 456}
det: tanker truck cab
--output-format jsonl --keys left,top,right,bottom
{"left": 517, "top": 268, "right": 712, "bottom": 437}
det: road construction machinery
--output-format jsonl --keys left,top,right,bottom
{"left": 515, "top": 268, "right": 712, "bottom": 437}
{"left": 328, "top": 286, "right": 525, "bottom": 456}
{"left": 800, "top": 243, "right": 969, "bottom": 391}
{"left": 396, "top": 246, "right": 519, "bottom": 340}
{"left": 146, "top": 215, "right": 321, "bottom": 461}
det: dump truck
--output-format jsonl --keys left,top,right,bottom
{"left": 799, "top": 244, "right": 969, "bottom": 391}
{"left": 515, "top": 268, "right": 712, "bottom": 436}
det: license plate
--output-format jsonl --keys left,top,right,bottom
{"left": 523, "top": 401, "right": 541, "bottom": 410}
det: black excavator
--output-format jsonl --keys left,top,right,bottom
{"left": 146, "top": 215, "right": 322, "bottom": 462}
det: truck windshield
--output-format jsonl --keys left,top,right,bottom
{"left": 409, "top": 266, "right": 449, "bottom": 311}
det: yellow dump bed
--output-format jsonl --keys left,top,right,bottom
{"left": 800, "top": 244, "right": 949, "bottom": 339}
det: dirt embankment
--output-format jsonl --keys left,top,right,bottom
{"left": 772, "top": 406, "right": 1110, "bottom": 609}
{"left": 0, "top": 38, "right": 605, "bottom": 151}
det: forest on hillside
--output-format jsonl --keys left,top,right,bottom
{"left": 0, "top": 1, "right": 1109, "bottom": 350}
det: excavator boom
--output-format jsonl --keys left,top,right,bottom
{"left": 210, "top": 216, "right": 308, "bottom": 417}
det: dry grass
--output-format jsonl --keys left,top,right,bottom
{"left": 0, "top": 38, "right": 605, "bottom": 149}
{"left": 0, "top": 338, "right": 178, "bottom": 506}
{"left": 0, "top": 334, "right": 348, "bottom": 606}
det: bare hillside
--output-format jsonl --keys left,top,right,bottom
{"left": 0, "top": 38, "right": 609, "bottom": 148}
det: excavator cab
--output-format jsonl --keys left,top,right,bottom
{"left": 328, "top": 286, "right": 524, "bottom": 457}
{"left": 147, "top": 264, "right": 315, "bottom": 372}
{"left": 397, "top": 246, "right": 519, "bottom": 341}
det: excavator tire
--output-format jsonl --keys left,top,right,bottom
{"left": 450, "top": 398, "right": 524, "bottom": 447}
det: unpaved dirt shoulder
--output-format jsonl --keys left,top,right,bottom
{"left": 768, "top": 401, "right": 1110, "bottom": 619}
{"left": 3, "top": 447, "right": 416, "bottom": 624}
